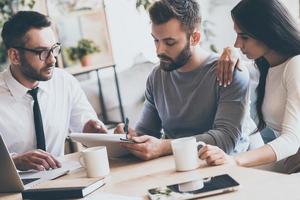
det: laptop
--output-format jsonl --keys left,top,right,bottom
{"left": 0, "top": 135, "right": 70, "bottom": 193}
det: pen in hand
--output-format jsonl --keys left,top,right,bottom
{"left": 124, "top": 118, "right": 129, "bottom": 139}
{"left": 120, "top": 118, "right": 136, "bottom": 143}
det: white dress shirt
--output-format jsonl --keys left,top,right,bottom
{"left": 0, "top": 67, "right": 100, "bottom": 156}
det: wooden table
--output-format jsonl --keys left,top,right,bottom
{"left": 1, "top": 153, "right": 300, "bottom": 200}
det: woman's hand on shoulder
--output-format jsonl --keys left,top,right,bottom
{"left": 217, "top": 47, "right": 242, "bottom": 87}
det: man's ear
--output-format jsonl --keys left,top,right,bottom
{"left": 190, "top": 31, "right": 201, "bottom": 46}
{"left": 8, "top": 48, "right": 21, "bottom": 65}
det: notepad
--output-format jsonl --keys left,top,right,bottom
{"left": 22, "top": 178, "right": 104, "bottom": 199}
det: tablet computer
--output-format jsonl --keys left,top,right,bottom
{"left": 69, "top": 132, "right": 131, "bottom": 158}
{"left": 148, "top": 174, "right": 239, "bottom": 200}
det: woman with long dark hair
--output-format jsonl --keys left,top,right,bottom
{"left": 200, "top": 0, "right": 300, "bottom": 173}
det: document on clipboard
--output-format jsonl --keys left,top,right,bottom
{"left": 69, "top": 132, "right": 131, "bottom": 157}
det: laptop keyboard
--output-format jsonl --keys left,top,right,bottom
{"left": 38, "top": 167, "right": 69, "bottom": 179}
{"left": 19, "top": 160, "right": 81, "bottom": 182}
{"left": 20, "top": 168, "right": 70, "bottom": 187}
{"left": 21, "top": 178, "right": 39, "bottom": 185}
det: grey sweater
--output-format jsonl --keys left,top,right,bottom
{"left": 135, "top": 54, "right": 250, "bottom": 154}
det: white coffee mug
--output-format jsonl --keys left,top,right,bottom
{"left": 79, "top": 146, "right": 110, "bottom": 178}
{"left": 171, "top": 137, "right": 205, "bottom": 171}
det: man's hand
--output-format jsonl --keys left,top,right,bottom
{"left": 121, "top": 133, "right": 171, "bottom": 160}
{"left": 216, "top": 47, "right": 242, "bottom": 87}
{"left": 198, "top": 144, "right": 237, "bottom": 166}
{"left": 83, "top": 119, "right": 107, "bottom": 133}
{"left": 114, "top": 123, "right": 125, "bottom": 134}
{"left": 12, "top": 150, "right": 61, "bottom": 171}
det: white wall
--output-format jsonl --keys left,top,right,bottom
{"left": 201, "top": 0, "right": 239, "bottom": 52}
{"left": 104, "top": 0, "right": 157, "bottom": 73}
{"left": 281, "top": 0, "right": 299, "bottom": 20}
{"left": 202, "top": 0, "right": 300, "bottom": 53}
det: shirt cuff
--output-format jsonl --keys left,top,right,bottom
{"left": 268, "top": 135, "right": 300, "bottom": 161}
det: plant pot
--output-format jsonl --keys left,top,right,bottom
{"left": 80, "top": 55, "right": 92, "bottom": 67}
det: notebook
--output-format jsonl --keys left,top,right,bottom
{"left": 22, "top": 178, "right": 105, "bottom": 199}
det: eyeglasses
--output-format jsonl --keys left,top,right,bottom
{"left": 13, "top": 43, "right": 61, "bottom": 61}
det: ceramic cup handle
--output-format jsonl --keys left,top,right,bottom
{"left": 79, "top": 155, "right": 86, "bottom": 168}
{"left": 197, "top": 141, "right": 206, "bottom": 150}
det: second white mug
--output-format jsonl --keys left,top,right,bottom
{"left": 171, "top": 137, "right": 205, "bottom": 171}
{"left": 79, "top": 146, "right": 110, "bottom": 178}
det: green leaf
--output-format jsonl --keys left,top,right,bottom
{"left": 66, "top": 39, "right": 100, "bottom": 61}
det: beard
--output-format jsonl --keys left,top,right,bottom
{"left": 19, "top": 55, "right": 54, "bottom": 81}
{"left": 158, "top": 42, "right": 192, "bottom": 72}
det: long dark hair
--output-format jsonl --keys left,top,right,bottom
{"left": 231, "top": 0, "right": 300, "bottom": 132}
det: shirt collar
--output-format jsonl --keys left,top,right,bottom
{"left": 4, "top": 67, "right": 28, "bottom": 99}
{"left": 4, "top": 66, "right": 49, "bottom": 99}
{"left": 38, "top": 80, "right": 49, "bottom": 94}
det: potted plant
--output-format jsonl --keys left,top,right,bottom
{"left": 136, "top": 0, "right": 153, "bottom": 10}
{"left": 66, "top": 39, "right": 100, "bottom": 67}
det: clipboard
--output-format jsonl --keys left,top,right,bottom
{"left": 69, "top": 132, "right": 130, "bottom": 158}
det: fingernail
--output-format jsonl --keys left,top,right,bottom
{"left": 219, "top": 82, "right": 222, "bottom": 86}
{"left": 217, "top": 78, "right": 219, "bottom": 81}
{"left": 224, "top": 84, "right": 227, "bottom": 87}
{"left": 227, "top": 81, "right": 231, "bottom": 85}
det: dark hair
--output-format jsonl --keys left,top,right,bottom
{"left": 148, "top": 0, "right": 201, "bottom": 33}
{"left": 231, "top": 0, "right": 300, "bottom": 132}
{"left": 1, "top": 11, "right": 51, "bottom": 49}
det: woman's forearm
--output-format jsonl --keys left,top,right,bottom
{"left": 234, "top": 144, "right": 277, "bottom": 167}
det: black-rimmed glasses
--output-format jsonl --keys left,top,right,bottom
{"left": 13, "top": 43, "right": 61, "bottom": 61}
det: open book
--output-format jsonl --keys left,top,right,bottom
{"left": 22, "top": 178, "right": 104, "bottom": 199}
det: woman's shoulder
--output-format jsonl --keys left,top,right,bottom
{"left": 284, "top": 55, "right": 300, "bottom": 72}
{"left": 282, "top": 55, "right": 300, "bottom": 85}
{"left": 286, "top": 55, "right": 300, "bottom": 65}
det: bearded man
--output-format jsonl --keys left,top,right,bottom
{"left": 116, "top": 0, "right": 252, "bottom": 161}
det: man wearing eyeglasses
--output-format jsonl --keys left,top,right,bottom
{"left": 0, "top": 11, "right": 107, "bottom": 171}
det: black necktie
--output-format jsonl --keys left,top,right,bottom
{"left": 28, "top": 87, "right": 46, "bottom": 151}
